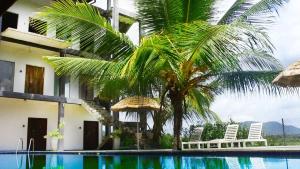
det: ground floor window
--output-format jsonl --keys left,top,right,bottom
{"left": 0, "top": 60, "right": 14, "bottom": 91}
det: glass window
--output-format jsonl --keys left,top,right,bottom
{"left": 0, "top": 60, "right": 15, "bottom": 92}
{"left": 1, "top": 12, "right": 18, "bottom": 32}
{"left": 28, "top": 18, "right": 47, "bottom": 35}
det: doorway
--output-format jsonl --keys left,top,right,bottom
{"left": 83, "top": 121, "right": 99, "bottom": 150}
{"left": 25, "top": 65, "right": 44, "bottom": 95}
{"left": 27, "top": 118, "right": 47, "bottom": 151}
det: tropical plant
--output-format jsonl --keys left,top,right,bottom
{"left": 36, "top": 0, "right": 291, "bottom": 149}
{"left": 45, "top": 123, "right": 64, "bottom": 140}
{"left": 111, "top": 129, "right": 122, "bottom": 138}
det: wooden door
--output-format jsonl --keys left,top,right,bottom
{"left": 27, "top": 118, "right": 47, "bottom": 151}
{"left": 83, "top": 121, "right": 99, "bottom": 150}
{"left": 25, "top": 65, "right": 44, "bottom": 95}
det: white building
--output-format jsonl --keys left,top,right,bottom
{"left": 0, "top": 0, "right": 138, "bottom": 151}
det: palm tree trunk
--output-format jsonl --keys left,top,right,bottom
{"left": 169, "top": 90, "right": 184, "bottom": 150}
{"left": 152, "top": 113, "right": 163, "bottom": 146}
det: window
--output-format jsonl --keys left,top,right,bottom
{"left": 28, "top": 18, "right": 47, "bottom": 35}
{"left": 1, "top": 12, "right": 18, "bottom": 32}
{"left": 25, "top": 65, "right": 45, "bottom": 95}
{"left": 79, "top": 77, "right": 94, "bottom": 100}
{"left": 0, "top": 60, "right": 15, "bottom": 92}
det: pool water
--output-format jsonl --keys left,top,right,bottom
{"left": 0, "top": 154, "right": 299, "bottom": 169}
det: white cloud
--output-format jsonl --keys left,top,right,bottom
{"left": 211, "top": 0, "right": 300, "bottom": 126}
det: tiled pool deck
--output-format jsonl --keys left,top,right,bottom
{"left": 3, "top": 146, "right": 300, "bottom": 156}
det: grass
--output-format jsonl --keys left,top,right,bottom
{"left": 266, "top": 135, "right": 300, "bottom": 146}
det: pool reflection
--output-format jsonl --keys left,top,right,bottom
{"left": 3, "top": 154, "right": 299, "bottom": 169}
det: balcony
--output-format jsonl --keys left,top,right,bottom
{"left": 0, "top": 28, "right": 71, "bottom": 51}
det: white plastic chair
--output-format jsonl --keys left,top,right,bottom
{"left": 205, "top": 124, "right": 239, "bottom": 149}
{"left": 181, "top": 127, "right": 204, "bottom": 150}
{"left": 238, "top": 123, "right": 267, "bottom": 147}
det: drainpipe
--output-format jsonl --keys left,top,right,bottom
{"left": 111, "top": 0, "right": 120, "bottom": 131}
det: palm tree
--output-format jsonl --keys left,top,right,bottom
{"left": 37, "top": 0, "right": 290, "bottom": 149}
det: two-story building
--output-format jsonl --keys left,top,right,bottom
{"left": 0, "top": 0, "right": 138, "bottom": 151}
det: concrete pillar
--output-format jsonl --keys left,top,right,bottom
{"left": 58, "top": 102, "right": 64, "bottom": 151}
{"left": 112, "top": 0, "right": 119, "bottom": 31}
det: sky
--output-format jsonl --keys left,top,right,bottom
{"left": 212, "top": 0, "right": 300, "bottom": 126}
{"left": 95, "top": 0, "right": 300, "bottom": 127}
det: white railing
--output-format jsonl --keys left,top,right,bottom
{"left": 27, "top": 138, "right": 34, "bottom": 153}
{"left": 16, "top": 138, "right": 23, "bottom": 155}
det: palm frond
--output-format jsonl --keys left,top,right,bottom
{"left": 215, "top": 70, "right": 296, "bottom": 95}
{"left": 122, "top": 35, "right": 183, "bottom": 85}
{"left": 43, "top": 56, "right": 122, "bottom": 80}
{"left": 35, "top": 0, "right": 135, "bottom": 59}
{"left": 172, "top": 21, "right": 273, "bottom": 72}
{"left": 218, "top": 0, "right": 288, "bottom": 25}
{"left": 218, "top": 0, "right": 251, "bottom": 24}
{"left": 186, "top": 89, "right": 219, "bottom": 121}
{"left": 238, "top": 0, "right": 289, "bottom": 24}
{"left": 183, "top": 0, "right": 216, "bottom": 23}
{"left": 136, "top": 0, "right": 183, "bottom": 34}
{"left": 238, "top": 49, "right": 282, "bottom": 71}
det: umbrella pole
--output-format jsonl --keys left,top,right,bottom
{"left": 137, "top": 112, "right": 139, "bottom": 150}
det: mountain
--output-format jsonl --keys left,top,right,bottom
{"left": 240, "top": 121, "right": 300, "bottom": 136}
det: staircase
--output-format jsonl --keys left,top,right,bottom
{"left": 98, "top": 137, "right": 113, "bottom": 150}
{"left": 81, "top": 100, "right": 113, "bottom": 125}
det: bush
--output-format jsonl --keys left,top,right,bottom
{"left": 160, "top": 134, "right": 174, "bottom": 149}
{"left": 185, "top": 120, "right": 249, "bottom": 141}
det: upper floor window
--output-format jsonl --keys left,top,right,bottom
{"left": 0, "top": 60, "right": 15, "bottom": 92}
{"left": 28, "top": 18, "right": 47, "bottom": 35}
{"left": 1, "top": 12, "right": 18, "bottom": 32}
{"left": 25, "top": 65, "right": 44, "bottom": 95}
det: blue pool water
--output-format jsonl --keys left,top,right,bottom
{"left": 0, "top": 154, "right": 299, "bottom": 169}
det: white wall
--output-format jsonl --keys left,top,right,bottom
{"left": 64, "top": 104, "right": 102, "bottom": 150}
{"left": 0, "top": 41, "right": 56, "bottom": 95}
{"left": 0, "top": 97, "right": 58, "bottom": 150}
{"left": 0, "top": 97, "right": 101, "bottom": 151}
{"left": 8, "top": 0, "right": 47, "bottom": 34}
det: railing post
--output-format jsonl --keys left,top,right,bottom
{"left": 282, "top": 118, "right": 286, "bottom": 146}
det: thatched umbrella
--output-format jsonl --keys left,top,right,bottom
{"left": 111, "top": 96, "right": 160, "bottom": 149}
{"left": 273, "top": 60, "right": 300, "bottom": 87}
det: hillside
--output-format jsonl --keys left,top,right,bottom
{"left": 240, "top": 121, "right": 300, "bottom": 136}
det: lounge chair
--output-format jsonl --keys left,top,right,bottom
{"left": 225, "top": 157, "right": 241, "bottom": 169}
{"left": 205, "top": 124, "right": 239, "bottom": 149}
{"left": 181, "top": 127, "right": 204, "bottom": 150}
{"left": 250, "top": 157, "right": 266, "bottom": 169}
{"left": 238, "top": 123, "right": 267, "bottom": 147}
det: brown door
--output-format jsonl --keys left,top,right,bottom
{"left": 27, "top": 118, "right": 47, "bottom": 151}
{"left": 83, "top": 121, "right": 99, "bottom": 150}
{"left": 25, "top": 65, "right": 44, "bottom": 95}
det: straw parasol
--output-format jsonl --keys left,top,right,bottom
{"left": 111, "top": 96, "right": 160, "bottom": 149}
{"left": 111, "top": 96, "right": 160, "bottom": 112}
{"left": 273, "top": 60, "right": 300, "bottom": 87}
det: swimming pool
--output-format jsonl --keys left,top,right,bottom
{"left": 0, "top": 154, "right": 299, "bottom": 169}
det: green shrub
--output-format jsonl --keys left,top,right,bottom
{"left": 185, "top": 120, "right": 249, "bottom": 141}
{"left": 160, "top": 134, "right": 173, "bottom": 149}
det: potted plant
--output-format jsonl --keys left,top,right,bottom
{"left": 45, "top": 123, "right": 64, "bottom": 151}
{"left": 111, "top": 129, "right": 122, "bottom": 150}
